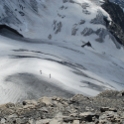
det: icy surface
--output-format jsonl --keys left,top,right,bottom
{"left": 0, "top": 0, "right": 124, "bottom": 104}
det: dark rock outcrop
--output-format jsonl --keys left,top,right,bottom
{"left": 0, "top": 25, "right": 23, "bottom": 37}
{"left": 109, "top": 0, "right": 124, "bottom": 10}
{"left": 102, "top": 0, "right": 124, "bottom": 45}
{"left": 81, "top": 42, "right": 92, "bottom": 48}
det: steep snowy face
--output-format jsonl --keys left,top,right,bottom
{"left": 0, "top": 0, "right": 114, "bottom": 44}
{"left": 0, "top": 0, "right": 124, "bottom": 104}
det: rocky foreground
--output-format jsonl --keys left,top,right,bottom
{"left": 1, "top": 90, "right": 124, "bottom": 124}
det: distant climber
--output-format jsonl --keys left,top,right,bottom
{"left": 81, "top": 41, "right": 92, "bottom": 48}
{"left": 49, "top": 74, "right": 51, "bottom": 78}
{"left": 40, "top": 70, "right": 42, "bottom": 74}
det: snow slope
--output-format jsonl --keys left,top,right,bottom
{"left": 0, "top": 0, "right": 124, "bottom": 104}
{"left": 0, "top": 0, "right": 112, "bottom": 42}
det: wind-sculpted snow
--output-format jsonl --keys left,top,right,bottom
{"left": 0, "top": 29, "right": 124, "bottom": 104}
{"left": 0, "top": 0, "right": 124, "bottom": 104}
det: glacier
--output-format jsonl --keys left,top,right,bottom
{"left": 0, "top": 0, "right": 124, "bottom": 104}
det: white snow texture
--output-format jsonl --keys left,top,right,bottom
{"left": 0, "top": 0, "right": 124, "bottom": 104}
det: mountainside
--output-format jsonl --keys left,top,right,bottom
{"left": 0, "top": 0, "right": 124, "bottom": 104}
{"left": 0, "top": 0, "right": 114, "bottom": 42}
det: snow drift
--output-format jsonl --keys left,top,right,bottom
{"left": 0, "top": 0, "right": 124, "bottom": 104}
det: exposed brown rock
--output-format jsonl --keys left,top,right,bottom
{"left": 0, "top": 90, "right": 124, "bottom": 124}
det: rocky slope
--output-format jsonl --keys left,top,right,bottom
{"left": 0, "top": 90, "right": 124, "bottom": 124}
